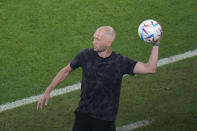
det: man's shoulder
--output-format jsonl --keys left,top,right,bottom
{"left": 76, "top": 48, "right": 95, "bottom": 61}
{"left": 114, "top": 52, "right": 128, "bottom": 58}
{"left": 112, "top": 52, "right": 125, "bottom": 59}
{"left": 79, "top": 48, "right": 93, "bottom": 54}
{"left": 77, "top": 48, "right": 94, "bottom": 56}
{"left": 113, "top": 52, "right": 136, "bottom": 62}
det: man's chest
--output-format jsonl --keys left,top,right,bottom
{"left": 83, "top": 59, "right": 122, "bottom": 81}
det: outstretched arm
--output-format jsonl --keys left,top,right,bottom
{"left": 133, "top": 41, "right": 160, "bottom": 74}
{"left": 37, "top": 64, "right": 73, "bottom": 110}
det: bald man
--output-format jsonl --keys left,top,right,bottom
{"left": 37, "top": 26, "right": 160, "bottom": 131}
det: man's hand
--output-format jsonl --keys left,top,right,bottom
{"left": 37, "top": 91, "right": 50, "bottom": 110}
{"left": 152, "top": 37, "right": 161, "bottom": 45}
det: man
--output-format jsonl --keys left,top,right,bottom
{"left": 37, "top": 26, "right": 160, "bottom": 131}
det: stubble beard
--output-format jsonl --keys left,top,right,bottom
{"left": 94, "top": 47, "right": 106, "bottom": 53}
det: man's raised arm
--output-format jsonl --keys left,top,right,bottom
{"left": 133, "top": 41, "right": 160, "bottom": 75}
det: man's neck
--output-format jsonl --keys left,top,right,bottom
{"left": 97, "top": 48, "right": 112, "bottom": 58}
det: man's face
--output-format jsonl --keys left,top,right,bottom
{"left": 93, "top": 29, "right": 108, "bottom": 52}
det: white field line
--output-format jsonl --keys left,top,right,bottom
{"left": 1, "top": 48, "right": 197, "bottom": 113}
{"left": 116, "top": 120, "right": 152, "bottom": 131}
{"left": 157, "top": 49, "right": 197, "bottom": 67}
{"left": 0, "top": 83, "right": 81, "bottom": 112}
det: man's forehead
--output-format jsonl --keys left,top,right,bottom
{"left": 94, "top": 29, "right": 104, "bottom": 37}
{"left": 97, "top": 27, "right": 106, "bottom": 32}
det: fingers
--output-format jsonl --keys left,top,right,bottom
{"left": 152, "top": 37, "right": 161, "bottom": 44}
{"left": 37, "top": 101, "right": 40, "bottom": 110}
{"left": 37, "top": 98, "right": 44, "bottom": 110}
{"left": 45, "top": 97, "right": 49, "bottom": 106}
{"left": 152, "top": 39, "right": 159, "bottom": 44}
{"left": 37, "top": 95, "right": 50, "bottom": 110}
{"left": 37, "top": 96, "right": 46, "bottom": 110}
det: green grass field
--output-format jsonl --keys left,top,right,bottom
{"left": 0, "top": 0, "right": 197, "bottom": 130}
{"left": 0, "top": 55, "right": 196, "bottom": 131}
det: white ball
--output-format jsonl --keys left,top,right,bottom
{"left": 138, "top": 19, "right": 162, "bottom": 42}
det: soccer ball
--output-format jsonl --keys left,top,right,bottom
{"left": 138, "top": 19, "right": 162, "bottom": 42}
